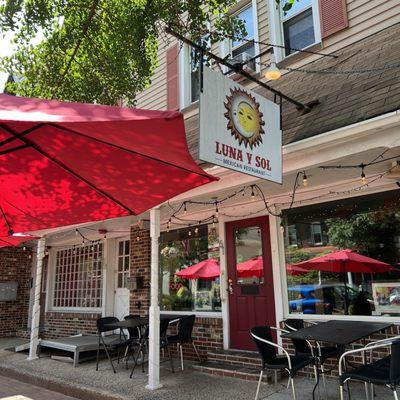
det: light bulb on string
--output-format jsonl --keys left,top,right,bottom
{"left": 280, "top": 221, "right": 285, "bottom": 234}
{"left": 195, "top": 222, "right": 199, "bottom": 235}
{"left": 302, "top": 172, "right": 308, "bottom": 187}
{"left": 136, "top": 236, "right": 140, "bottom": 242}
{"left": 23, "top": 246, "right": 26, "bottom": 252}
{"left": 183, "top": 203, "right": 187, "bottom": 215}
{"left": 361, "top": 168, "right": 366, "bottom": 184}
{"left": 75, "top": 229, "right": 79, "bottom": 236}
{"left": 251, "top": 186, "right": 255, "bottom": 201}
{"left": 188, "top": 226, "right": 192, "bottom": 237}
{"left": 215, "top": 202, "right": 219, "bottom": 218}
{"left": 212, "top": 216, "right": 216, "bottom": 228}
{"left": 81, "top": 239, "right": 85, "bottom": 247}
{"left": 167, "top": 218, "right": 171, "bottom": 233}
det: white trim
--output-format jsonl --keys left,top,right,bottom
{"left": 268, "top": 0, "right": 321, "bottom": 63}
{"left": 160, "top": 310, "right": 222, "bottom": 319}
{"left": 47, "top": 242, "right": 106, "bottom": 313}
{"left": 179, "top": 43, "right": 191, "bottom": 110}
{"left": 218, "top": 214, "right": 230, "bottom": 349}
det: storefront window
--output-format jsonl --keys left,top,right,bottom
{"left": 283, "top": 190, "right": 400, "bottom": 317}
{"left": 160, "top": 224, "right": 221, "bottom": 312}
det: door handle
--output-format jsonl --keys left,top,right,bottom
{"left": 228, "top": 279, "right": 233, "bottom": 295}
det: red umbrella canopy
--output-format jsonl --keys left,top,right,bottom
{"left": 0, "top": 94, "right": 217, "bottom": 235}
{"left": 0, "top": 235, "right": 36, "bottom": 248}
{"left": 175, "top": 259, "right": 220, "bottom": 280}
{"left": 286, "top": 263, "right": 309, "bottom": 276}
{"left": 294, "top": 249, "right": 394, "bottom": 273}
{"left": 237, "top": 256, "right": 263, "bottom": 278}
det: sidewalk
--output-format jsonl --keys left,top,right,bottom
{"left": 0, "top": 375, "right": 77, "bottom": 400}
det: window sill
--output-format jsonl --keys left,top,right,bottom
{"left": 278, "top": 42, "right": 323, "bottom": 68}
{"left": 181, "top": 100, "right": 199, "bottom": 115}
{"left": 161, "top": 310, "right": 222, "bottom": 319}
{"left": 47, "top": 309, "right": 102, "bottom": 318}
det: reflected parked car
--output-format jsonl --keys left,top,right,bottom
{"left": 288, "top": 283, "right": 360, "bottom": 314}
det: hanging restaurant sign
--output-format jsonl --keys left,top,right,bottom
{"left": 199, "top": 67, "right": 282, "bottom": 183}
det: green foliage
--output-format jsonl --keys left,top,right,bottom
{"left": 326, "top": 208, "right": 400, "bottom": 264}
{"left": 0, "top": 0, "right": 245, "bottom": 105}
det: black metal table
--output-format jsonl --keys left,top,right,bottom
{"left": 106, "top": 314, "right": 185, "bottom": 330}
{"left": 282, "top": 320, "right": 393, "bottom": 346}
{"left": 282, "top": 320, "right": 393, "bottom": 400}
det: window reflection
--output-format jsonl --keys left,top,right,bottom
{"left": 235, "top": 226, "right": 264, "bottom": 284}
{"left": 284, "top": 191, "right": 400, "bottom": 316}
{"left": 160, "top": 224, "right": 221, "bottom": 312}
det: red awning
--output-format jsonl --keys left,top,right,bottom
{"left": 0, "top": 94, "right": 217, "bottom": 235}
{"left": 175, "top": 259, "right": 220, "bottom": 280}
{"left": 294, "top": 249, "right": 394, "bottom": 273}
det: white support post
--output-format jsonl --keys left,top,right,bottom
{"left": 28, "top": 237, "right": 45, "bottom": 360}
{"left": 147, "top": 208, "right": 162, "bottom": 390}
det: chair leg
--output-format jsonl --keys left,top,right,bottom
{"left": 180, "top": 344, "right": 184, "bottom": 371}
{"left": 290, "top": 377, "right": 296, "bottom": 400}
{"left": 274, "top": 370, "right": 278, "bottom": 385}
{"left": 192, "top": 342, "right": 201, "bottom": 363}
{"left": 104, "top": 345, "right": 116, "bottom": 373}
{"left": 255, "top": 370, "right": 263, "bottom": 400}
{"left": 96, "top": 339, "right": 100, "bottom": 371}
{"left": 340, "top": 385, "right": 345, "bottom": 400}
{"left": 394, "top": 389, "right": 399, "bottom": 400}
{"left": 130, "top": 344, "right": 143, "bottom": 378}
{"left": 167, "top": 346, "right": 175, "bottom": 373}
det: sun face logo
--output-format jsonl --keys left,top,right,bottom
{"left": 224, "top": 88, "right": 265, "bottom": 149}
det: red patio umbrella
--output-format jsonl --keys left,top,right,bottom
{"left": 237, "top": 256, "right": 263, "bottom": 278}
{"left": 286, "top": 263, "right": 309, "bottom": 276}
{"left": 294, "top": 249, "right": 394, "bottom": 274}
{"left": 0, "top": 235, "right": 35, "bottom": 248}
{"left": 0, "top": 94, "right": 217, "bottom": 235}
{"left": 175, "top": 259, "right": 220, "bottom": 280}
{"left": 294, "top": 249, "right": 394, "bottom": 313}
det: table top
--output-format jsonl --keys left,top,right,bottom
{"left": 281, "top": 320, "right": 393, "bottom": 346}
{"left": 106, "top": 314, "right": 186, "bottom": 329}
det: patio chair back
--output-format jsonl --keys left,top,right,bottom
{"left": 251, "top": 326, "right": 277, "bottom": 366}
{"left": 283, "top": 319, "right": 310, "bottom": 355}
{"left": 97, "top": 316, "right": 119, "bottom": 334}
{"left": 178, "top": 315, "right": 196, "bottom": 343}
{"left": 160, "top": 318, "right": 170, "bottom": 339}
{"left": 124, "top": 314, "right": 140, "bottom": 339}
{"left": 390, "top": 339, "right": 400, "bottom": 384}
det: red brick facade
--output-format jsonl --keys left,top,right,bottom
{"left": 41, "top": 312, "right": 100, "bottom": 339}
{"left": 0, "top": 247, "right": 32, "bottom": 337}
{"left": 129, "top": 226, "right": 151, "bottom": 317}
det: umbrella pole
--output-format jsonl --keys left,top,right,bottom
{"left": 147, "top": 208, "right": 162, "bottom": 390}
{"left": 343, "top": 261, "right": 348, "bottom": 315}
{"left": 28, "top": 237, "right": 45, "bottom": 360}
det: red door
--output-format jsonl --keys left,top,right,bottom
{"left": 226, "top": 216, "right": 276, "bottom": 350}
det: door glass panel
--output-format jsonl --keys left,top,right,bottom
{"left": 235, "top": 226, "right": 264, "bottom": 285}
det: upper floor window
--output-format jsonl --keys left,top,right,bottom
{"left": 268, "top": 0, "right": 321, "bottom": 62}
{"left": 231, "top": 6, "right": 256, "bottom": 63}
{"left": 282, "top": 0, "right": 315, "bottom": 56}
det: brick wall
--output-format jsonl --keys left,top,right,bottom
{"left": 41, "top": 312, "right": 101, "bottom": 339}
{"left": 0, "top": 247, "right": 32, "bottom": 337}
{"left": 129, "top": 226, "right": 151, "bottom": 317}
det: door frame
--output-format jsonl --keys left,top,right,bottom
{"left": 222, "top": 213, "right": 283, "bottom": 350}
{"left": 113, "top": 236, "right": 131, "bottom": 319}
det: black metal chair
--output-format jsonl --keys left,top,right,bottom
{"left": 124, "top": 314, "right": 141, "bottom": 340}
{"left": 284, "top": 319, "right": 340, "bottom": 385}
{"left": 129, "top": 317, "right": 174, "bottom": 377}
{"left": 167, "top": 314, "right": 201, "bottom": 370}
{"left": 95, "top": 316, "right": 135, "bottom": 373}
{"left": 339, "top": 337, "right": 400, "bottom": 400}
{"left": 251, "top": 326, "right": 316, "bottom": 400}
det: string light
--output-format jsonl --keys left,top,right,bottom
{"left": 183, "top": 202, "right": 187, "bottom": 215}
{"left": 215, "top": 202, "right": 219, "bottom": 217}
{"left": 136, "top": 236, "right": 140, "bottom": 242}
{"left": 280, "top": 222, "right": 285, "bottom": 234}
{"left": 361, "top": 168, "right": 367, "bottom": 184}
{"left": 188, "top": 227, "right": 192, "bottom": 236}
{"left": 195, "top": 222, "right": 199, "bottom": 235}
{"left": 251, "top": 186, "right": 256, "bottom": 201}
{"left": 75, "top": 229, "right": 79, "bottom": 236}
{"left": 302, "top": 172, "right": 308, "bottom": 187}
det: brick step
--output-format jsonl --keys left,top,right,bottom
{"left": 207, "top": 348, "right": 262, "bottom": 368}
{"left": 192, "top": 361, "right": 281, "bottom": 382}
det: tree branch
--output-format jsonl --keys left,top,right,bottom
{"left": 51, "top": 0, "right": 100, "bottom": 98}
